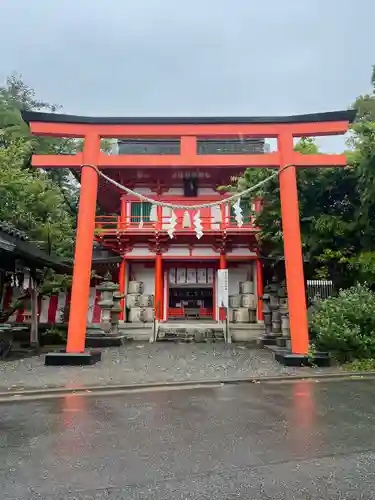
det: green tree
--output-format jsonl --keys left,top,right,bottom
{"left": 0, "top": 138, "right": 74, "bottom": 257}
{"left": 228, "top": 138, "right": 359, "bottom": 286}
{"left": 230, "top": 65, "right": 375, "bottom": 287}
{"left": 0, "top": 73, "right": 80, "bottom": 221}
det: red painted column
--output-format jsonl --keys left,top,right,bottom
{"left": 119, "top": 258, "right": 126, "bottom": 320}
{"left": 220, "top": 202, "right": 226, "bottom": 230}
{"left": 219, "top": 253, "right": 226, "bottom": 270}
{"left": 219, "top": 253, "right": 226, "bottom": 320}
{"left": 160, "top": 266, "right": 164, "bottom": 321}
{"left": 212, "top": 269, "right": 217, "bottom": 321}
{"left": 155, "top": 204, "right": 163, "bottom": 320}
{"left": 154, "top": 253, "right": 162, "bottom": 320}
{"left": 66, "top": 134, "right": 99, "bottom": 353}
{"left": 256, "top": 258, "right": 264, "bottom": 321}
{"left": 156, "top": 205, "right": 163, "bottom": 231}
{"left": 120, "top": 196, "right": 127, "bottom": 230}
{"left": 278, "top": 132, "right": 309, "bottom": 355}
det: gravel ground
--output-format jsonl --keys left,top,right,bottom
{"left": 0, "top": 343, "right": 337, "bottom": 391}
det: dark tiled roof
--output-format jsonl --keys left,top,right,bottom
{"left": 0, "top": 222, "right": 29, "bottom": 241}
{"left": 22, "top": 110, "right": 357, "bottom": 125}
{"left": 0, "top": 222, "right": 72, "bottom": 273}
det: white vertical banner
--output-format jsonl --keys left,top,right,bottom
{"left": 57, "top": 292, "right": 67, "bottom": 323}
{"left": 39, "top": 296, "right": 50, "bottom": 324}
{"left": 217, "top": 269, "right": 229, "bottom": 308}
{"left": 186, "top": 268, "right": 197, "bottom": 284}
{"left": 176, "top": 268, "right": 186, "bottom": 284}
{"left": 163, "top": 271, "right": 168, "bottom": 321}
{"left": 197, "top": 268, "right": 207, "bottom": 284}
{"left": 86, "top": 288, "right": 96, "bottom": 324}
{"left": 169, "top": 268, "right": 176, "bottom": 284}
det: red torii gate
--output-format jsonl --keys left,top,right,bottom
{"left": 23, "top": 110, "right": 355, "bottom": 365}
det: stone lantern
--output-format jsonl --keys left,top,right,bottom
{"left": 261, "top": 293, "right": 272, "bottom": 335}
{"left": 274, "top": 281, "right": 290, "bottom": 347}
{"left": 110, "top": 292, "right": 124, "bottom": 336}
{"left": 97, "top": 272, "right": 119, "bottom": 333}
{"left": 86, "top": 272, "right": 126, "bottom": 347}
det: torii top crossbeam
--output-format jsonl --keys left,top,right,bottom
{"left": 24, "top": 110, "right": 354, "bottom": 169}
{"left": 23, "top": 110, "right": 355, "bottom": 358}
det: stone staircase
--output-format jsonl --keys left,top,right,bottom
{"left": 156, "top": 321, "right": 226, "bottom": 342}
{"left": 155, "top": 321, "right": 265, "bottom": 343}
{"left": 88, "top": 321, "right": 266, "bottom": 344}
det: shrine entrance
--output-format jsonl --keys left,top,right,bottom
{"left": 167, "top": 265, "right": 215, "bottom": 320}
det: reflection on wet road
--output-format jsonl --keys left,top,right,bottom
{"left": 2, "top": 379, "right": 375, "bottom": 499}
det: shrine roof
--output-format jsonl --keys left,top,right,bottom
{"left": 22, "top": 110, "right": 356, "bottom": 126}
{"left": 0, "top": 222, "right": 72, "bottom": 273}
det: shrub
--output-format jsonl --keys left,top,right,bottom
{"left": 343, "top": 358, "right": 375, "bottom": 372}
{"left": 41, "top": 327, "right": 67, "bottom": 346}
{"left": 310, "top": 283, "right": 375, "bottom": 362}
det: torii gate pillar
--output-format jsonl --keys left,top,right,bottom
{"left": 66, "top": 134, "right": 100, "bottom": 354}
{"left": 278, "top": 133, "right": 309, "bottom": 356}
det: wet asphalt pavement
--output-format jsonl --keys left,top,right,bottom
{"left": 2, "top": 379, "right": 375, "bottom": 499}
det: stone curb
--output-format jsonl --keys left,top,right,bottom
{"left": 0, "top": 371, "right": 374, "bottom": 402}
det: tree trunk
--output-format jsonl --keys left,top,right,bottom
{"left": 30, "top": 273, "right": 39, "bottom": 348}
{"left": 0, "top": 270, "right": 4, "bottom": 309}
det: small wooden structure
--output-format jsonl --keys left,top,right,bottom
{"left": 0, "top": 222, "right": 72, "bottom": 347}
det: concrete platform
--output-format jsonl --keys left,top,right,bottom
{"left": 86, "top": 321, "right": 265, "bottom": 343}
{"left": 118, "top": 323, "right": 153, "bottom": 341}
{"left": 158, "top": 321, "right": 265, "bottom": 343}
{"left": 44, "top": 350, "right": 102, "bottom": 366}
{"left": 274, "top": 349, "right": 331, "bottom": 367}
{"left": 230, "top": 323, "right": 265, "bottom": 342}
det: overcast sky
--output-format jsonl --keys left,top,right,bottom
{"left": 1, "top": 0, "right": 374, "bottom": 151}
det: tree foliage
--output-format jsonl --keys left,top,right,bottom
{"left": 231, "top": 65, "right": 375, "bottom": 287}
{"left": 0, "top": 139, "right": 74, "bottom": 256}
{"left": 0, "top": 74, "right": 78, "bottom": 257}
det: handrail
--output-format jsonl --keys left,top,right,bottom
{"left": 95, "top": 214, "right": 257, "bottom": 232}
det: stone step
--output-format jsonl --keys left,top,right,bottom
{"left": 157, "top": 332, "right": 225, "bottom": 343}
{"left": 85, "top": 335, "right": 126, "bottom": 348}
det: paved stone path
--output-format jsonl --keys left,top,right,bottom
{"left": 0, "top": 343, "right": 337, "bottom": 391}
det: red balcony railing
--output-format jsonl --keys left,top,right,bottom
{"left": 95, "top": 214, "right": 258, "bottom": 235}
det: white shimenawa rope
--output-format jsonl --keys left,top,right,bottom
{"left": 82, "top": 163, "right": 294, "bottom": 210}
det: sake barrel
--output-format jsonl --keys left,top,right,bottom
{"left": 142, "top": 307, "right": 155, "bottom": 322}
{"left": 126, "top": 294, "right": 141, "bottom": 308}
{"left": 227, "top": 308, "right": 234, "bottom": 322}
{"left": 229, "top": 295, "right": 241, "bottom": 308}
{"left": 239, "top": 281, "right": 254, "bottom": 294}
{"left": 128, "top": 307, "right": 145, "bottom": 323}
{"left": 139, "top": 294, "right": 154, "bottom": 307}
{"left": 241, "top": 293, "right": 256, "bottom": 309}
{"left": 128, "top": 281, "right": 144, "bottom": 294}
{"left": 248, "top": 309, "right": 256, "bottom": 323}
{"left": 234, "top": 308, "right": 250, "bottom": 323}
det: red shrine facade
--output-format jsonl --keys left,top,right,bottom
{"left": 97, "top": 135, "right": 265, "bottom": 328}
{"left": 23, "top": 111, "right": 354, "bottom": 358}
